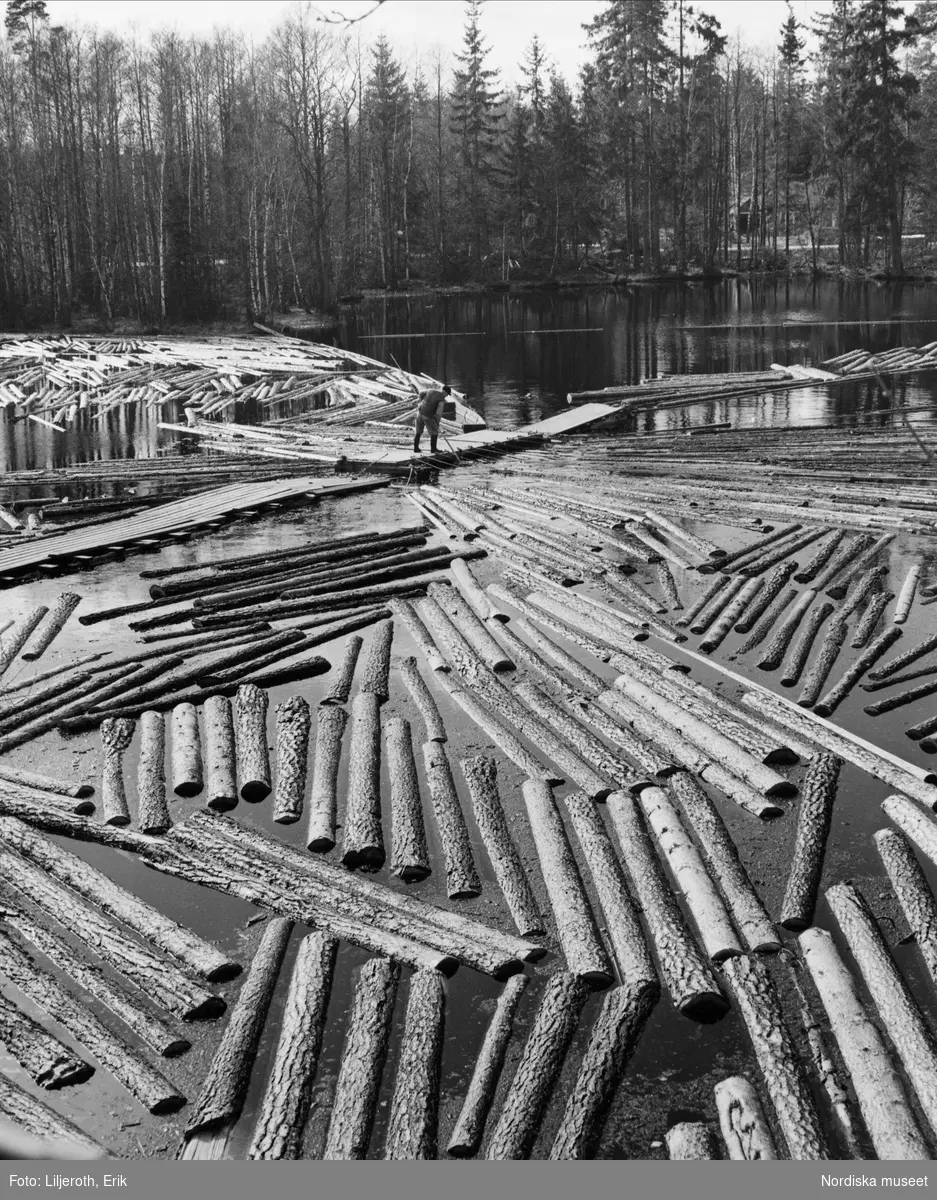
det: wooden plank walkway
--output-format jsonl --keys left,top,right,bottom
{"left": 0, "top": 475, "right": 390, "bottom": 581}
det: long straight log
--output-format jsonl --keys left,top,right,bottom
{"left": 894, "top": 564, "right": 921, "bottom": 624}
{"left": 0, "top": 1073, "right": 107, "bottom": 1158}
{"left": 699, "top": 578, "right": 764, "bottom": 653}
{"left": 875, "top": 828, "right": 937, "bottom": 992}
{"left": 864, "top": 676, "right": 937, "bottom": 716}
{"left": 797, "top": 616, "right": 848, "bottom": 707}
{"left": 870, "top": 629, "right": 937, "bottom": 682}
{"left": 0, "top": 925, "right": 185, "bottom": 1114}
{"left": 714, "top": 1076, "right": 778, "bottom": 1160}
{"left": 396, "top": 656, "right": 446, "bottom": 741}
{"left": 799, "top": 926, "right": 929, "bottom": 1160}
{"left": 391, "top": 598, "right": 449, "bottom": 672}
{"left": 321, "top": 635, "right": 362, "bottom": 705}
{"left": 184, "top": 917, "right": 293, "bottom": 1137}
{"left": 0, "top": 763, "right": 93, "bottom": 801}
{"left": 689, "top": 576, "right": 747, "bottom": 636}
{"left": 719, "top": 954, "right": 827, "bottom": 1160}
{"left": 100, "top": 717, "right": 134, "bottom": 826}
{"left": 606, "top": 791, "right": 728, "bottom": 1020}
{"left": 451, "top": 555, "right": 499, "bottom": 621}
{"left": 737, "top": 587, "right": 798, "bottom": 655}
{"left": 0, "top": 606, "right": 49, "bottom": 681}
{"left": 840, "top": 565, "right": 889, "bottom": 621}
{"left": 486, "top": 971, "right": 589, "bottom": 1159}
{"left": 794, "top": 531, "right": 847, "bottom": 584}
{"left": 248, "top": 931, "right": 337, "bottom": 1159}
{"left": 422, "top": 740, "right": 480, "bottom": 897}
{"left": 171, "top": 703, "right": 202, "bottom": 798}
{"left": 385, "top": 716, "right": 430, "bottom": 881}
{"left": 756, "top": 590, "right": 816, "bottom": 670}
{"left": 428, "top": 581, "right": 514, "bottom": 673}
{"left": 780, "top": 601, "right": 835, "bottom": 688}
{"left": 21, "top": 592, "right": 81, "bottom": 661}
{"left": 359, "top": 619, "right": 394, "bottom": 700}
{"left": 738, "top": 528, "right": 827, "bottom": 578}
{"left": 813, "top": 533, "right": 874, "bottom": 595}
{"left": 272, "top": 695, "right": 310, "bottom": 825}
{"left": 778, "top": 753, "right": 842, "bottom": 931}
{"left": 137, "top": 711, "right": 170, "bottom": 834}
{"left": 522, "top": 779, "right": 613, "bottom": 986}
{"left": 202, "top": 695, "right": 237, "bottom": 812}
{"left": 307, "top": 705, "right": 346, "bottom": 852}
{"left": 322, "top": 958, "right": 399, "bottom": 1160}
{"left": 342, "top": 692, "right": 384, "bottom": 869}
{"left": 0, "top": 815, "right": 239, "bottom": 982}
{"left": 814, "top": 625, "right": 903, "bottom": 716}
{"left": 852, "top": 591, "right": 892, "bottom": 649}
{"left": 384, "top": 969, "right": 445, "bottom": 1160}
{"left": 676, "top": 575, "right": 729, "bottom": 630}
{"left": 828, "top": 880, "right": 937, "bottom": 1137}
{"left": 0, "top": 989, "right": 93, "bottom": 1089}
{"left": 234, "top": 684, "right": 270, "bottom": 802}
{"left": 733, "top": 561, "right": 798, "bottom": 635}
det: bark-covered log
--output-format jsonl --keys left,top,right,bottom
{"left": 171, "top": 703, "right": 203, "bottom": 798}
{"left": 0, "top": 925, "right": 185, "bottom": 1114}
{"left": 137, "top": 711, "right": 170, "bottom": 834}
{"left": 522, "top": 779, "right": 613, "bottom": 986}
{"left": 0, "top": 1073, "right": 108, "bottom": 1158}
{"left": 0, "top": 815, "right": 239, "bottom": 982}
{"left": 234, "top": 684, "right": 270, "bottom": 802}
{"left": 307, "top": 705, "right": 346, "bottom": 852}
{"left": 185, "top": 917, "right": 292, "bottom": 1136}
{"left": 461, "top": 755, "right": 541, "bottom": 936}
{"left": 875, "top": 828, "right": 937, "bottom": 992}
{"left": 756, "top": 589, "right": 816, "bottom": 670}
{"left": 607, "top": 791, "right": 728, "bottom": 1021}
{"left": 688, "top": 576, "right": 747, "bottom": 636}
{"left": 814, "top": 625, "right": 903, "bottom": 716}
{"left": 0, "top": 990, "right": 93, "bottom": 1089}
{"left": 273, "top": 695, "right": 310, "bottom": 825}
{"left": 639, "top": 786, "right": 743, "bottom": 963}
{"left": 321, "top": 635, "right": 362, "bottom": 706}
{"left": 794, "top": 530, "right": 847, "bottom": 584}
{"left": 486, "top": 972, "right": 589, "bottom": 1160}
{"left": 840, "top": 565, "right": 889, "bottom": 621}
{"left": 799, "top": 926, "right": 929, "bottom": 1160}
{"left": 342, "top": 692, "right": 384, "bottom": 869}
{"left": 100, "top": 717, "right": 134, "bottom": 826}
{"left": 428, "top": 581, "right": 515, "bottom": 673}
{"left": 852, "top": 591, "right": 892, "bottom": 649}
{"left": 736, "top": 587, "right": 797, "bottom": 655}
{"left": 396, "top": 655, "right": 446, "bottom": 741}
{"left": 390, "top": 598, "right": 449, "bottom": 673}
{"left": 385, "top": 716, "right": 430, "bottom": 881}
{"left": 733, "top": 561, "right": 798, "bottom": 634}
{"left": 719, "top": 953, "right": 827, "bottom": 1159}
{"left": 201, "top": 695, "right": 237, "bottom": 812}
{"left": 780, "top": 601, "right": 835, "bottom": 688}
{"left": 655, "top": 560, "right": 682, "bottom": 610}
{"left": 384, "top": 969, "right": 445, "bottom": 1160}
{"left": 422, "top": 740, "right": 480, "bottom": 897}
{"left": 815, "top": 533, "right": 874, "bottom": 595}
{"left": 666, "top": 1122, "right": 719, "bottom": 1159}
{"left": 714, "top": 1076, "right": 778, "bottom": 1160}
{"left": 359, "top": 619, "right": 394, "bottom": 700}
{"left": 668, "top": 773, "right": 778, "bottom": 953}
{"left": 779, "top": 753, "right": 842, "bottom": 931}
{"left": 561, "top": 791, "right": 657, "bottom": 985}
{"left": 452, "top": 556, "right": 500, "bottom": 621}
{"left": 448, "top": 974, "right": 528, "bottom": 1157}
{"left": 797, "top": 616, "right": 847, "bottom": 708}
{"left": 0, "top": 606, "right": 49, "bottom": 681}
{"left": 0, "top": 763, "right": 91, "bottom": 801}
{"left": 584, "top": 700, "right": 678, "bottom": 780}
{"left": 549, "top": 979, "right": 657, "bottom": 1160}
{"left": 21, "top": 592, "right": 81, "bottom": 661}
{"left": 738, "top": 527, "right": 827, "bottom": 578}
{"left": 248, "top": 931, "right": 337, "bottom": 1159}
{"left": 871, "top": 630, "right": 937, "bottom": 683}
{"left": 323, "top": 957, "right": 399, "bottom": 1160}
{"left": 698, "top": 578, "right": 763, "bottom": 653}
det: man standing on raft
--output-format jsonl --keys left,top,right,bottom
{"left": 413, "top": 383, "right": 451, "bottom": 455}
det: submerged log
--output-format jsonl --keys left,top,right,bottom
{"left": 248, "top": 931, "right": 337, "bottom": 1160}
{"left": 137, "top": 711, "right": 170, "bottom": 834}
{"left": 307, "top": 705, "right": 346, "bottom": 852}
{"left": 799, "top": 926, "right": 929, "bottom": 1160}
{"left": 385, "top": 716, "right": 430, "bottom": 881}
{"left": 0, "top": 925, "right": 185, "bottom": 1114}
{"left": 719, "top": 953, "right": 827, "bottom": 1160}
{"left": 0, "top": 990, "right": 93, "bottom": 1089}
{"left": 779, "top": 753, "right": 842, "bottom": 931}
{"left": 396, "top": 655, "right": 446, "bottom": 742}
{"left": 486, "top": 972, "right": 589, "bottom": 1160}
{"left": 185, "top": 918, "right": 293, "bottom": 1137}
{"left": 714, "top": 1076, "right": 778, "bottom": 1160}
{"left": 665, "top": 1122, "right": 719, "bottom": 1160}
{"left": 447, "top": 974, "right": 529, "bottom": 1158}
{"left": 273, "top": 695, "right": 311, "bottom": 825}
{"left": 359, "top": 619, "right": 394, "bottom": 700}
{"left": 342, "top": 693, "right": 384, "bottom": 870}
{"left": 323, "top": 957, "right": 399, "bottom": 1160}
{"left": 422, "top": 740, "right": 480, "bottom": 897}
{"left": 21, "top": 592, "right": 81, "bottom": 661}
{"left": 100, "top": 717, "right": 135, "bottom": 827}
{"left": 202, "top": 695, "right": 237, "bottom": 812}
{"left": 321, "top": 635, "right": 362, "bottom": 706}
{"left": 522, "top": 779, "right": 613, "bottom": 986}
{"left": 234, "top": 684, "right": 270, "bottom": 802}
{"left": 0, "top": 1073, "right": 108, "bottom": 1158}
{"left": 780, "top": 601, "right": 834, "bottom": 688}
{"left": 384, "top": 970, "right": 446, "bottom": 1160}
{"left": 171, "top": 703, "right": 203, "bottom": 799}
{"left": 875, "top": 828, "right": 937, "bottom": 993}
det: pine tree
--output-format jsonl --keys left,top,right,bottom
{"left": 779, "top": 3, "right": 805, "bottom": 253}
{"left": 366, "top": 35, "right": 409, "bottom": 287}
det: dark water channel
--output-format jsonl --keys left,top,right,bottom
{"left": 3, "top": 281, "right": 937, "bottom": 1160}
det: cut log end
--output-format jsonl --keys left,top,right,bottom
{"left": 239, "top": 780, "right": 271, "bottom": 803}
{"left": 679, "top": 991, "right": 731, "bottom": 1024}
{"left": 392, "top": 863, "right": 433, "bottom": 883}
{"left": 307, "top": 834, "right": 336, "bottom": 853}
{"left": 206, "top": 795, "right": 238, "bottom": 813}
{"left": 174, "top": 780, "right": 204, "bottom": 799}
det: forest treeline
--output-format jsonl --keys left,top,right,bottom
{"left": 1, "top": 0, "right": 936, "bottom": 328}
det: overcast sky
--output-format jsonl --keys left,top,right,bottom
{"left": 42, "top": 1, "right": 908, "bottom": 84}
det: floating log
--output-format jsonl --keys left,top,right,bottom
{"left": 273, "top": 696, "right": 310, "bottom": 825}
{"left": 756, "top": 589, "right": 816, "bottom": 670}
{"left": 171, "top": 703, "right": 203, "bottom": 799}
{"left": 780, "top": 601, "right": 834, "bottom": 688}
{"left": 738, "top": 528, "right": 827, "bottom": 578}
{"left": 704, "top": 525, "right": 801, "bottom": 575}
{"left": 813, "top": 625, "right": 903, "bottom": 716}
{"left": 0, "top": 761, "right": 93, "bottom": 802}
{"left": 644, "top": 509, "right": 725, "bottom": 561}
{"left": 699, "top": 578, "right": 764, "bottom": 653}
{"left": 0, "top": 816, "right": 239, "bottom": 982}
{"left": 677, "top": 575, "right": 729, "bottom": 629}
{"left": 864, "top": 677, "right": 937, "bottom": 716}
{"left": 509, "top": 613, "right": 608, "bottom": 694}
{"left": 385, "top": 716, "right": 430, "bottom": 881}
{"left": 0, "top": 989, "right": 93, "bottom": 1089}
{"left": 422, "top": 740, "right": 480, "bottom": 897}
{"left": 813, "top": 533, "right": 874, "bottom": 595}
{"left": 323, "top": 957, "right": 399, "bottom": 1159}
{"left": 779, "top": 753, "right": 842, "bottom": 931}
{"left": 451, "top": 556, "right": 500, "bottom": 621}
{"left": 136, "top": 711, "right": 170, "bottom": 834}
{"left": 689, "top": 577, "right": 747, "bottom": 636}
{"left": 840, "top": 564, "right": 889, "bottom": 621}
{"left": 486, "top": 972, "right": 589, "bottom": 1160}
{"left": 100, "top": 717, "right": 134, "bottom": 827}
{"left": 714, "top": 1076, "right": 778, "bottom": 1160}
{"left": 384, "top": 969, "right": 445, "bottom": 1160}
{"left": 396, "top": 656, "right": 446, "bottom": 741}
{"left": 21, "top": 592, "right": 81, "bottom": 661}
{"left": 655, "top": 560, "right": 682, "bottom": 610}
{"left": 852, "top": 591, "right": 892, "bottom": 649}
{"left": 828, "top": 881, "right": 937, "bottom": 1137}
{"left": 391, "top": 598, "right": 449, "bottom": 672}
{"left": 184, "top": 918, "right": 293, "bottom": 1138}
{"left": 584, "top": 699, "right": 678, "bottom": 780}
{"left": 428, "top": 581, "right": 514, "bottom": 673}
{"left": 797, "top": 617, "right": 847, "bottom": 708}
{"left": 894, "top": 564, "right": 921, "bottom": 625}
{"left": 799, "top": 926, "right": 929, "bottom": 1160}
{"left": 234, "top": 684, "right": 270, "bottom": 802}
{"left": 864, "top": 662, "right": 937, "bottom": 693}
{"left": 0, "top": 606, "right": 49, "bottom": 681}
{"left": 307, "top": 705, "right": 346, "bottom": 852}
{"left": 737, "top": 587, "right": 797, "bottom": 656}
{"left": 794, "top": 531, "right": 847, "bottom": 584}
{"left": 321, "top": 635, "right": 362, "bottom": 705}
{"left": 875, "top": 829, "right": 937, "bottom": 992}
{"left": 732, "top": 561, "right": 798, "bottom": 635}
{"left": 665, "top": 1122, "right": 719, "bottom": 1160}
{"left": 522, "top": 779, "right": 613, "bottom": 985}
{"left": 201, "top": 695, "right": 237, "bottom": 812}
{"left": 248, "top": 931, "right": 337, "bottom": 1159}
{"left": 0, "top": 1073, "right": 107, "bottom": 1159}
{"left": 870, "top": 629, "right": 937, "bottom": 682}
{"left": 0, "top": 891, "right": 190, "bottom": 1060}
{"left": 0, "top": 924, "right": 185, "bottom": 1114}
{"left": 719, "top": 954, "right": 827, "bottom": 1160}
{"left": 606, "top": 791, "right": 728, "bottom": 1020}
{"left": 359, "top": 619, "right": 394, "bottom": 700}
{"left": 342, "top": 693, "right": 384, "bottom": 869}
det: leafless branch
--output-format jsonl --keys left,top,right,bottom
{"left": 315, "top": 0, "right": 385, "bottom": 26}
